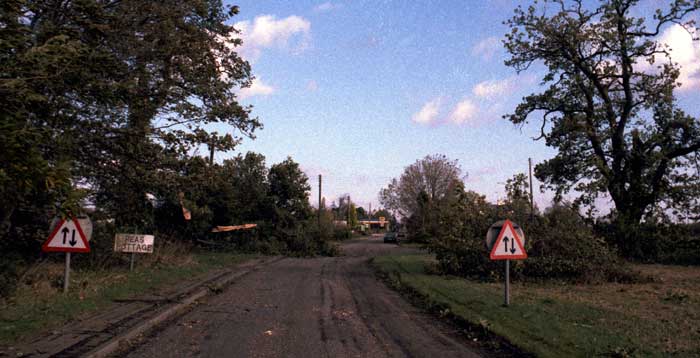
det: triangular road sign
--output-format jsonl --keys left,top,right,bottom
{"left": 490, "top": 219, "right": 526, "bottom": 260}
{"left": 42, "top": 217, "right": 90, "bottom": 253}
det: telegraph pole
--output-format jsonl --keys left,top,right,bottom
{"left": 528, "top": 158, "right": 534, "bottom": 220}
{"left": 318, "top": 174, "right": 322, "bottom": 228}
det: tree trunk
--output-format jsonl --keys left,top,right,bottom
{"left": 611, "top": 196, "right": 653, "bottom": 260}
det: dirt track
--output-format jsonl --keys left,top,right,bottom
{"left": 125, "top": 236, "right": 482, "bottom": 357}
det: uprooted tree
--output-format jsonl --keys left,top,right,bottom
{"left": 503, "top": 0, "right": 700, "bottom": 229}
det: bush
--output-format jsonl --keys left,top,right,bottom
{"left": 596, "top": 221, "right": 700, "bottom": 265}
{"left": 523, "top": 206, "right": 633, "bottom": 283}
{"left": 430, "top": 234, "right": 501, "bottom": 281}
{"left": 427, "top": 188, "right": 501, "bottom": 280}
{"left": 431, "top": 203, "right": 640, "bottom": 283}
{"left": 0, "top": 255, "right": 23, "bottom": 299}
{"left": 333, "top": 226, "right": 351, "bottom": 241}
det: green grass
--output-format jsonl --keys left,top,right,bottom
{"left": 0, "top": 251, "right": 254, "bottom": 345}
{"left": 374, "top": 254, "right": 700, "bottom": 358}
{"left": 397, "top": 242, "right": 425, "bottom": 250}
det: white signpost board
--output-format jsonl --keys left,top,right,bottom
{"left": 114, "top": 234, "right": 155, "bottom": 271}
{"left": 114, "top": 234, "right": 155, "bottom": 253}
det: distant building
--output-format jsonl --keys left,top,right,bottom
{"left": 358, "top": 219, "right": 389, "bottom": 230}
{"left": 334, "top": 219, "right": 389, "bottom": 231}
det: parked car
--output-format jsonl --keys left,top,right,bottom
{"left": 396, "top": 231, "right": 406, "bottom": 241}
{"left": 383, "top": 232, "right": 397, "bottom": 243}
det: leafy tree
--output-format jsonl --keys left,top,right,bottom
{"left": 222, "top": 152, "right": 271, "bottom": 222}
{"left": 504, "top": 0, "right": 700, "bottom": 226}
{"left": 1, "top": 0, "right": 259, "bottom": 235}
{"left": 373, "top": 209, "right": 392, "bottom": 221}
{"left": 405, "top": 190, "right": 439, "bottom": 242}
{"left": 428, "top": 182, "right": 499, "bottom": 277}
{"left": 355, "top": 206, "right": 367, "bottom": 219}
{"left": 499, "top": 173, "right": 536, "bottom": 224}
{"left": 269, "top": 157, "right": 312, "bottom": 228}
{"left": 0, "top": 1, "right": 260, "bottom": 293}
{"left": 380, "top": 154, "right": 464, "bottom": 242}
{"left": 348, "top": 202, "right": 358, "bottom": 228}
{"left": 379, "top": 154, "right": 464, "bottom": 218}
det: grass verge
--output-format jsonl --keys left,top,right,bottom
{"left": 0, "top": 250, "right": 255, "bottom": 345}
{"left": 373, "top": 253, "right": 700, "bottom": 358}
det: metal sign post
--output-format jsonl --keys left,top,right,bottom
{"left": 64, "top": 252, "right": 71, "bottom": 293}
{"left": 130, "top": 228, "right": 137, "bottom": 272}
{"left": 504, "top": 260, "right": 510, "bottom": 306}
{"left": 42, "top": 217, "right": 91, "bottom": 294}
{"left": 486, "top": 219, "right": 527, "bottom": 307}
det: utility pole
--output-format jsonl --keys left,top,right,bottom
{"left": 528, "top": 158, "right": 534, "bottom": 220}
{"left": 318, "top": 174, "right": 322, "bottom": 228}
{"left": 347, "top": 195, "right": 351, "bottom": 228}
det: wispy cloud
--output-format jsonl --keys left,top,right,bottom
{"left": 471, "top": 36, "right": 501, "bottom": 60}
{"left": 412, "top": 74, "right": 533, "bottom": 127}
{"left": 233, "top": 15, "right": 311, "bottom": 61}
{"left": 239, "top": 78, "right": 274, "bottom": 99}
{"left": 412, "top": 98, "right": 443, "bottom": 124}
{"left": 472, "top": 77, "right": 516, "bottom": 98}
{"left": 313, "top": 2, "right": 341, "bottom": 13}
{"left": 448, "top": 99, "right": 478, "bottom": 125}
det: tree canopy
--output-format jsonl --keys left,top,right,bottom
{"left": 269, "top": 157, "right": 312, "bottom": 228}
{"left": 379, "top": 154, "right": 464, "bottom": 218}
{"left": 504, "top": 0, "right": 700, "bottom": 224}
{"left": 1, "top": 0, "right": 260, "bottom": 238}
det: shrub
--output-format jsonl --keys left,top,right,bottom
{"left": 0, "top": 254, "right": 23, "bottom": 299}
{"left": 430, "top": 202, "right": 640, "bottom": 283}
{"left": 596, "top": 221, "right": 700, "bottom": 265}
{"left": 523, "top": 206, "right": 632, "bottom": 283}
{"left": 333, "top": 226, "right": 351, "bottom": 241}
{"left": 428, "top": 187, "right": 501, "bottom": 280}
{"left": 430, "top": 234, "right": 501, "bottom": 281}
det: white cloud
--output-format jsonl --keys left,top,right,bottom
{"left": 412, "top": 98, "right": 442, "bottom": 124}
{"left": 449, "top": 99, "right": 478, "bottom": 125}
{"left": 472, "top": 78, "right": 516, "bottom": 98}
{"left": 239, "top": 78, "right": 274, "bottom": 99}
{"left": 471, "top": 36, "right": 501, "bottom": 60}
{"left": 313, "top": 2, "right": 341, "bottom": 13}
{"left": 234, "top": 15, "right": 311, "bottom": 61}
{"left": 657, "top": 24, "right": 700, "bottom": 91}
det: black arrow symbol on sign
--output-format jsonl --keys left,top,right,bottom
{"left": 61, "top": 227, "right": 69, "bottom": 244}
{"left": 69, "top": 230, "right": 77, "bottom": 246}
{"left": 510, "top": 244, "right": 516, "bottom": 254}
{"left": 503, "top": 237, "right": 509, "bottom": 253}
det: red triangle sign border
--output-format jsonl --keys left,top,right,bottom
{"left": 489, "top": 219, "right": 527, "bottom": 260}
{"left": 42, "top": 217, "right": 91, "bottom": 253}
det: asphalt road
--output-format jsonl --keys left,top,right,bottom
{"left": 125, "top": 236, "right": 482, "bottom": 358}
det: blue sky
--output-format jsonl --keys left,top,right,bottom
{"left": 217, "top": 1, "right": 700, "bottom": 211}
